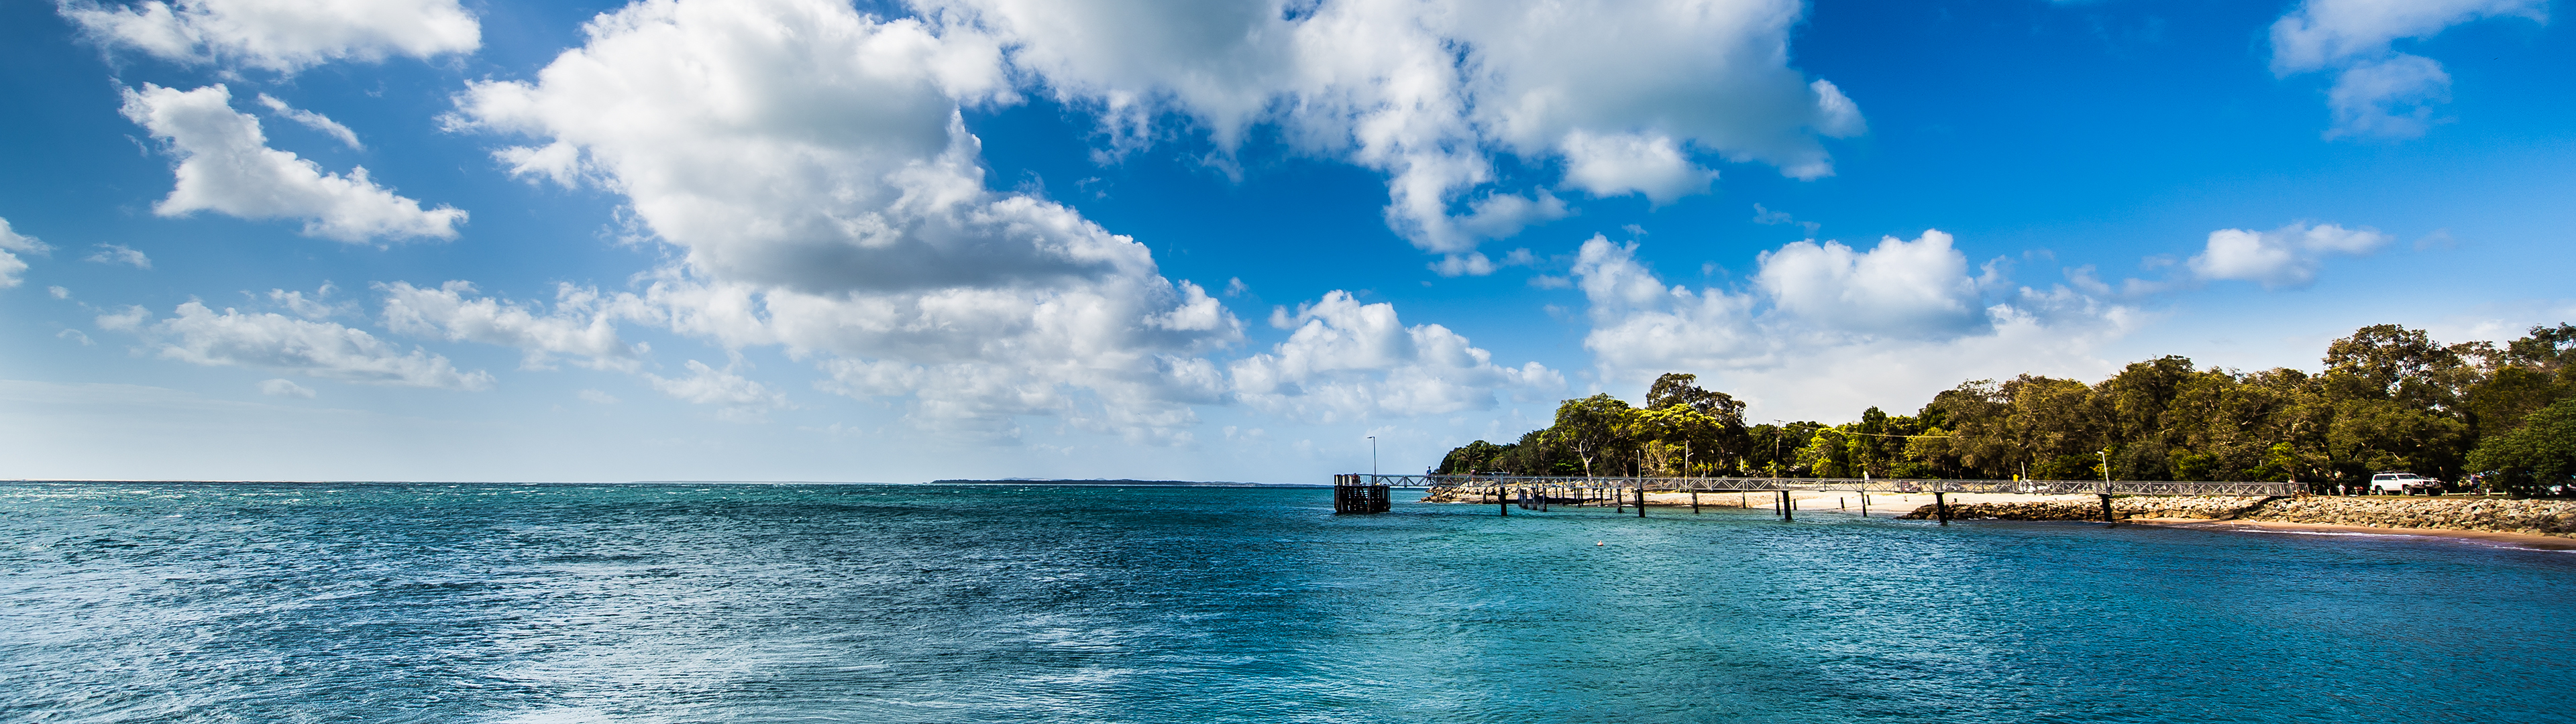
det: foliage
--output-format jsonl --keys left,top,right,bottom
{"left": 2467, "top": 398, "right": 2576, "bottom": 495}
{"left": 1430, "top": 322, "right": 2576, "bottom": 486}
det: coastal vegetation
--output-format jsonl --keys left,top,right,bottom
{"left": 1433, "top": 323, "right": 2576, "bottom": 495}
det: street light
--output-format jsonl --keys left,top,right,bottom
{"left": 1368, "top": 435, "right": 1378, "bottom": 479}
{"left": 2100, "top": 448, "right": 2110, "bottom": 491}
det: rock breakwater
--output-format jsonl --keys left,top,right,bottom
{"left": 1899, "top": 495, "right": 2576, "bottom": 538}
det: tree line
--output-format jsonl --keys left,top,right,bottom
{"left": 1432, "top": 323, "right": 2576, "bottom": 495}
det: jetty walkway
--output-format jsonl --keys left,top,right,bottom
{"left": 1332, "top": 473, "right": 2300, "bottom": 522}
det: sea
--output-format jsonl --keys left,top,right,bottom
{"left": 3, "top": 481, "right": 2572, "bottom": 723}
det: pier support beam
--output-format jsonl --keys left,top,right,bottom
{"left": 1933, "top": 491, "right": 1949, "bottom": 526}
{"left": 1637, "top": 487, "right": 1646, "bottom": 518}
{"left": 2098, "top": 493, "right": 2114, "bottom": 526}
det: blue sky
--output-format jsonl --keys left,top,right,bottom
{"left": 2, "top": 0, "right": 2569, "bottom": 483}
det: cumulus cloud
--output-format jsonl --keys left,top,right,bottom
{"left": 0, "top": 217, "right": 52, "bottom": 288}
{"left": 1230, "top": 291, "right": 1561, "bottom": 422}
{"left": 62, "top": 0, "right": 480, "bottom": 73}
{"left": 928, "top": 0, "right": 1862, "bottom": 265}
{"left": 2269, "top": 0, "right": 2546, "bottom": 139}
{"left": 451, "top": 0, "right": 1239, "bottom": 441}
{"left": 121, "top": 83, "right": 465, "bottom": 242}
{"left": 86, "top": 243, "right": 151, "bottom": 269}
{"left": 1570, "top": 235, "right": 2136, "bottom": 421}
{"left": 647, "top": 360, "right": 788, "bottom": 422}
{"left": 1753, "top": 230, "right": 1993, "bottom": 338}
{"left": 112, "top": 300, "right": 494, "bottom": 389}
{"left": 256, "top": 93, "right": 362, "bottom": 149}
{"left": 1559, "top": 131, "right": 1716, "bottom": 204}
{"left": 2187, "top": 222, "right": 2390, "bottom": 289}
{"left": 256, "top": 378, "right": 314, "bottom": 398}
{"left": 378, "top": 280, "right": 643, "bottom": 371}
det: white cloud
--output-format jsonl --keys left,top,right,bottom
{"left": 577, "top": 389, "right": 619, "bottom": 404}
{"left": 1570, "top": 235, "right": 2137, "bottom": 421}
{"left": 62, "top": 0, "right": 480, "bottom": 73}
{"left": 378, "top": 280, "right": 643, "bottom": 371}
{"left": 2187, "top": 222, "right": 2390, "bottom": 289}
{"left": 120, "top": 83, "right": 465, "bottom": 243}
{"left": 268, "top": 284, "right": 347, "bottom": 319}
{"left": 256, "top": 378, "right": 314, "bottom": 398}
{"left": 451, "top": 0, "right": 1236, "bottom": 442}
{"left": 1753, "top": 230, "right": 1992, "bottom": 337}
{"left": 1230, "top": 291, "right": 1560, "bottom": 422}
{"left": 2324, "top": 54, "right": 2451, "bottom": 139}
{"left": 59, "top": 328, "right": 94, "bottom": 345}
{"left": 117, "top": 300, "right": 494, "bottom": 389}
{"left": 256, "top": 94, "right": 362, "bottom": 149}
{"left": 647, "top": 360, "right": 788, "bottom": 422}
{"left": 50, "top": 286, "right": 73, "bottom": 300}
{"left": 0, "top": 217, "right": 52, "bottom": 288}
{"left": 86, "top": 243, "right": 151, "bottom": 269}
{"left": 2269, "top": 0, "right": 2546, "bottom": 139}
{"left": 929, "top": 0, "right": 1862, "bottom": 261}
{"left": 1559, "top": 131, "right": 1715, "bottom": 204}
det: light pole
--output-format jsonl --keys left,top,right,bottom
{"left": 2100, "top": 448, "right": 2110, "bottom": 491}
{"left": 1368, "top": 435, "right": 1379, "bottom": 479}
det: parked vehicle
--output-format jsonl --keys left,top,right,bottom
{"left": 2367, "top": 471, "right": 2443, "bottom": 495}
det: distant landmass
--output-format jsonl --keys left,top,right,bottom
{"left": 931, "top": 478, "right": 1315, "bottom": 487}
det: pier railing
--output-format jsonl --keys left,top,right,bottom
{"left": 1361, "top": 474, "right": 2298, "bottom": 497}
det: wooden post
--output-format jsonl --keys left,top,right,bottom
{"left": 1691, "top": 490, "right": 1699, "bottom": 514}
{"left": 1499, "top": 485, "right": 1509, "bottom": 516}
{"left": 1637, "top": 486, "right": 1646, "bottom": 518}
{"left": 1860, "top": 493, "right": 1868, "bottom": 518}
{"left": 1933, "top": 491, "right": 1949, "bottom": 525}
{"left": 1784, "top": 491, "right": 1794, "bottom": 522}
{"left": 2098, "top": 493, "right": 2114, "bottom": 526}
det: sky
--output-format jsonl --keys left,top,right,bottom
{"left": 1, "top": 0, "right": 2570, "bottom": 483}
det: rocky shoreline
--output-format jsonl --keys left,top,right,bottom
{"left": 1895, "top": 495, "right": 2576, "bottom": 538}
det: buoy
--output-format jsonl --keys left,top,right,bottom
{"left": 1596, "top": 541, "right": 1605, "bottom": 546}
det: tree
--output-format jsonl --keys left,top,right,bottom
{"left": 1432, "top": 440, "right": 1511, "bottom": 475}
{"left": 2467, "top": 398, "right": 2576, "bottom": 496}
{"left": 2318, "top": 324, "right": 2477, "bottom": 479}
{"left": 1546, "top": 394, "right": 1638, "bottom": 477}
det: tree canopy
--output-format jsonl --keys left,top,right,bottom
{"left": 1430, "top": 323, "right": 2576, "bottom": 495}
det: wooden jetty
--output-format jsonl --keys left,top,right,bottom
{"left": 1332, "top": 473, "right": 2299, "bottom": 524}
{"left": 1332, "top": 473, "right": 1392, "bottom": 514}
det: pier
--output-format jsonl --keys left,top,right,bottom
{"left": 1333, "top": 473, "right": 2300, "bottom": 523}
{"left": 1332, "top": 474, "right": 1392, "bottom": 514}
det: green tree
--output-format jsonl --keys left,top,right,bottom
{"left": 2467, "top": 398, "right": 2576, "bottom": 495}
{"left": 1546, "top": 394, "right": 1638, "bottom": 477}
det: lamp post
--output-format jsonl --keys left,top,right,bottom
{"left": 2099, "top": 448, "right": 2110, "bottom": 491}
{"left": 1368, "top": 435, "right": 1379, "bottom": 479}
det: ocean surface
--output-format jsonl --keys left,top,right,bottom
{"left": 4, "top": 482, "right": 2573, "bottom": 723}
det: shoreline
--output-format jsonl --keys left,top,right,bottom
{"left": 1429, "top": 488, "right": 2576, "bottom": 552}
{"left": 2125, "top": 517, "right": 2576, "bottom": 551}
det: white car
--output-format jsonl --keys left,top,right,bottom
{"left": 2367, "top": 472, "right": 2442, "bottom": 495}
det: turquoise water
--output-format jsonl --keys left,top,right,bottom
{"left": 3, "top": 483, "right": 2571, "bottom": 723}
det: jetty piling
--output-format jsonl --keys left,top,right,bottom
{"left": 1345, "top": 475, "right": 2302, "bottom": 525}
